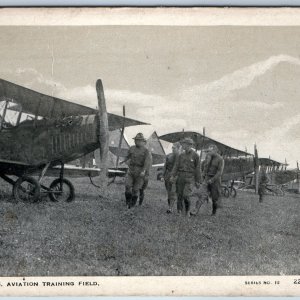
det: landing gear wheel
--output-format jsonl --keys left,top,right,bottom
{"left": 49, "top": 178, "right": 75, "bottom": 202}
{"left": 221, "top": 186, "right": 230, "bottom": 198}
{"left": 13, "top": 176, "right": 41, "bottom": 203}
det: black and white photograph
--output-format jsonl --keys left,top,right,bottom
{"left": 0, "top": 7, "right": 299, "bottom": 296}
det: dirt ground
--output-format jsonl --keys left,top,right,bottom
{"left": 0, "top": 176, "right": 299, "bottom": 276}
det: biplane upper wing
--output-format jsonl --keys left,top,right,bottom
{"left": 159, "top": 131, "right": 252, "bottom": 158}
{"left": 0, "top": 79, "right": 148, "bottom": 130}
{"left": 107, "top": 114, "right": 148, "bottom": 131}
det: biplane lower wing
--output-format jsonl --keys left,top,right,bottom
{"left": 49, "top": 165, "right": 127, "bottom": 178}
{"left": 0, "top": 159, "right": 127, "bottom": 178}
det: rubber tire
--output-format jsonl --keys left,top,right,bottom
{"left": 49, "top": 178, "right": 75, "bottom": 202}
{"left": 222, "top": 186, "right": 230, "bottom": 198}
{"left": 13, "top": 176, "right": 41, "bottom": 203}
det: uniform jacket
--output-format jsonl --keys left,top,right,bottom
{"left": 172, "top": 149, "right": 201, "bottom": 183}
{"left": 126, "top": 145, "right": 152, "bottom": 174}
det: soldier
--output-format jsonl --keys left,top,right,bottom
{"left": 171, "top": 137, "right": 201, "bottom": 217}
{"left": 258, "top": 165, "right": 269, "bottom": 203}
{"left": 202, "top": 144, "right": 224, "bottom": 216}
{"left": 163, "top": 142, "right": 181, "bottom": 214}
{"left": 120, "top": 133, "right": 151, "bottom": 209}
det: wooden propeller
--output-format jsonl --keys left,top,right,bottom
{"left": 95, "top": 79, "right": 109, "bottom": 189}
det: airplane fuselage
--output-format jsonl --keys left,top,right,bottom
{"left": 0, "top": 114, "right": 99, "bottom": 174}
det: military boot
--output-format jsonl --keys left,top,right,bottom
{"left": 212, "top": 202, "right": 217, "bottom": 216}
{"left": 131, "top": 195, "right": 138, "bottom": 207}
{"left": 125, "top": 192, "right": 132, "bottom": 209}
{"left": 184, "top": 199, "right": 191, "bottom": 217}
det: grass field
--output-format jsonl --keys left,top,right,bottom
{"left": 0, "top": 176, "right": 299, "bottom": 276}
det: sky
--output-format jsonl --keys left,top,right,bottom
{"left": 0, "top": 26, "right": 300, "bottom": 167}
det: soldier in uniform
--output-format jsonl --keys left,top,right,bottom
{"left": 163, "top": 142, "right": 181, "bottom": 213}
{"left": 258, "top": 165, "right": 269, "bottom": 203}
{"left": 171, "top": 137, "right": 201, "bottom": 217}
{"left": 202, "top": 144, "right": 224, "bottom": 216}
{"left": 120, "top": 133, "right": 152, "bottom": 209}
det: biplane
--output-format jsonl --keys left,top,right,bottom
{"left": 109, "top": 130, "right": 166, "bottom": 168}
{"left": 0, "top": 78, "right": 147, "bottom": 202}
{"left": 108, "top": 129, "right": 131, "bottom": 165}
{"left": 159, "top": 131, "right": 300, "bottom": 197}
{"left": 256, "top": 157, "right": 299, "bottom": 195}
{"left": 146, "top": 131, "right": 166, "bottom": 166}
{"left": 159, "top": 131, "right": 256, "bottom": 180}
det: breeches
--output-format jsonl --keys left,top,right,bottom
{"left": 125, "top": 172, "right": 145, "bottom": 197}
{"left": 164, "top": 179, "right": 177, "bottom": 206}
{"left": 258, "top": 184, "right": 266, "bottom": 196}
{"left": 207, "top": 179, "right": 221, "bottom": 204}
{"left": 176, "top": 174, "right": 195, "bottom": 211}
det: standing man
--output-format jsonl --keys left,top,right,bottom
{"left": 163, "top": 142, "right": 181, "bottom": 213}
{"left": 120, "top": 133, "right": 152, "bottom": 209}
{"left": 171, "top": 137, "right": 201, "bottom": 217}
{"left": 202, "top": 144, "right": 224, "bottom": 216}
{"left": 258, "top": 165, "right": 269, "bottom": 203}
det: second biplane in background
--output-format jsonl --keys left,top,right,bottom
{"left": 159, "top": 131, "right": 256, "bottom": 180}
{"left": 159, "top": 130, "right": 257, "bottom": 197}
{"left": 0, "top": 78, "right": 148, "bottom": 202}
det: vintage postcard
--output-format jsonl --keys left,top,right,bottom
{"left": 0, "top": 7, "right": 299, "bottom": 296}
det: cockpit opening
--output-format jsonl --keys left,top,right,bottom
{"left": 0, "top": 98, "right": 22, "bottom": 129}
{"left": 0, "top": 98, "right": 40, "bottom": 130}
